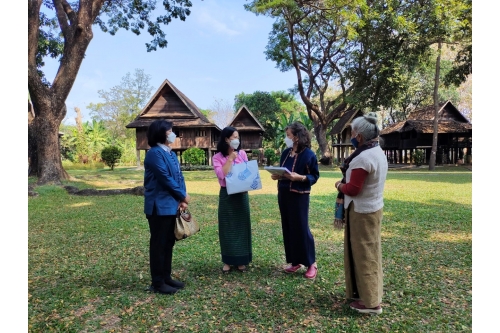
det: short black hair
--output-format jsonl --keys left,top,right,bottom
{"left": 216, "top": 126, "right": 238, "bottom": 156}
{"left": 147, "top": 119, "right": 173, "bottom": 147}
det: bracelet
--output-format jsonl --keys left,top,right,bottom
{"left": 302, "top": 176, "right": 307, "bottom": 182}
{"left": 336, "top": 182, "right": 342, "bottom": 190}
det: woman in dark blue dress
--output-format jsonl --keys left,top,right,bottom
{"left": 271, "top": 122, "right": 320, "bottom": 279}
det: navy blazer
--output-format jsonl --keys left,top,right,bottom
{"left": 144, "top": 145, "right": 187, "bottom": 216}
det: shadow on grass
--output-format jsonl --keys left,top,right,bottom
{"left": 29, "top": 170, "right": 471, "bottom": 332}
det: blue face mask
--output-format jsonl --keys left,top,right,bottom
{"left": 351, "top": 137, "right": 359, "bottom": 148}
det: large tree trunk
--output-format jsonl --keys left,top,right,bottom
{"left": 28, "top": 123, "right": 38, "bottom": 177}
{"left": 28, "top": 85, "right": 71, "bottom": 183}
{"left": 429, "top": 41, "right": 442, "bottom": 171}
{"left": 313, "top": 121, "right": 331, "bottom": 165}
{"left": 28, "top": 101, "right": 38, "bottom": 176}
{"left": 28, "top": 0, "right": 98, "bottom": 184}
{"left": 30, "top": 104, "right": 70, "bottom": 183}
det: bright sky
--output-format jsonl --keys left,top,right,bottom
{"left": 41, "top": 0, "right": 300, "bottom": 125}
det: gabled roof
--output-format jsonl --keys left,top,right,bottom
{"left": 407, "top": 100, "right": 469, "bottom": 123}
{"left": 380, "top": 121, "right": 405, "bottom": 135}
{"left": 380, "top": 101, "right": 471, "bottom": 135}
{"left": 401, "top": 120, "right": 471, "bottom": 134}
{"left": 228, "top": 105, "right": 265, "bottom": 132}
{"left": 330, "top": 109, "right": 363, "bottom": 135}
{"left": 126, "top": 78, "right": 216, "bottom": 128}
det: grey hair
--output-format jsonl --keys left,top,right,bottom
{"left": 351, "top": 112, "right": 380, "bottom": 141}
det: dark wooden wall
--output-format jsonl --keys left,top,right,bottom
{"left": 146, "top": 92, "right": 192, "bottom": 117}
{"left": 239, "top": 132, "right": 262, "bottom": 150}
{"left": 135, "top": 127, "right": 217, "bottom": 150}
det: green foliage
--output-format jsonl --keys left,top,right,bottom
{"left": 29, "top": 166, "right": 472, "bottom": 332}
{"left": 37, "top": 1, "right": 193, "bottom": 80}
{"left": 84, "top": 120, "right": 111, "bottom": 160}
{"left": 413, "top": 149, "right": 425, "bottom": 166}
{"left": 415, "top": 0, "right": 472, "bottom": 88}
{"left": 382, "top": 54, "right": 461, "bottom": 126}
{"left": 264, "top": 148, "right": 279, "bottom": 166}
{"left": 245, "top": 0, "right": 441, "bottom": 163}
{"left": 251, "top": 0, "right": 417, "bottom": 109}
{"left": 30, "top": 1, "right": 194, "bottom": 183}
{"left": 61, "top": 118, "right": 109, "bottom": 164}
{"left": 36, "top": 12, "right": 64, "bottom": 86}
{"left": 271, "top": 113, "right": 313, "bottom": 152}
{"left": 60, "top": 123, "right": 143, "bottom": 167}
{"left": 270, "top": 90, "right": 305, "bottom": 116}
{"left": 101, "top": 145, "right": 122, "bottom": 170}
{"left": 182, "top": 147, "right": 206, "bottom": 165}
{"left": 199, "top": 108, "right": 214, "bottom": 121}
{"left": 115, "top": 137, "right": 144, "bottom": 165}
{"left": 59, "top": 124, "right": 77, "bottom": 162}
{"left": 234, "top": 91, "right": 281, "bottom": 141}
{"left": 87, "top": 69, "right": 154, "bottom": 141}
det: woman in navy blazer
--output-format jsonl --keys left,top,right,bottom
{"left": 271, "top": 122, "right": 320, "bottom": 280}
{"left": 144, "top": 120, "right": 190, "bottom": 295}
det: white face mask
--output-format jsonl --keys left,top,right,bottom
{"left": 167, "top": 132, "right": 177, "bottom": 143}
{"left": 284, "top": 136, "right": 294, "bottom": 148}
{"left": 229, "top": 139, "right": 240, "bottom": 150}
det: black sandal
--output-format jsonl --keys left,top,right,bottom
{"left": 236, "top": 265, "right": 247, "bottom": 272}
{"left": 222, "top": 265, "right": 231, "bottom": 273}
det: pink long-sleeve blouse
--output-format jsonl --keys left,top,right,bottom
{"left": 212, "top": 150, "right": 248, "bottom": 187}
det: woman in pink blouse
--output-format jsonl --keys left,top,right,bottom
{"left": 212, "top": 127, "right": 252, "bottom": 273}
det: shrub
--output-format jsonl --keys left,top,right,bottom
{"left": 413, "top": 149, "right": 425, "bottom": 166}
{"left": 183, "top": 147, "right": 206, "bottom": 165}
{"left": 264, "top": 148, "right": 279, "bottom": 166}
{"left": 101, "top": 145, "right": 122, "bottom": 170}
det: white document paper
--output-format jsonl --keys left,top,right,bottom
{"left": 264, "top": 166, "right": 291, "bottom": 176}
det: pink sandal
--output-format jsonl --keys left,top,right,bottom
{"left": 304, "top": 264, "right": 317, "bottom": 279}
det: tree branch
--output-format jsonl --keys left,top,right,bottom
{"left": 61, "top": 0, "right": 77, "bottom": 24}
{"left": 50, "top": 0, "right": 105, "bottom": 113}
{"left": 325, "top": 102, "right": 348, "bottom": 125}
{"left": 53, "top": 0, "right": 71, "bottom": 41}
{"left": 28, "top": 0, "right": 50, "bottom": 112}
{"left": 92, "top": 0, "right": 107, "bottom": 22}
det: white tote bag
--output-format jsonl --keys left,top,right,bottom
{"left": 225, "top": 159, "right": 262, "bottom": 195}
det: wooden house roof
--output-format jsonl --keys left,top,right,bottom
{"left": 229, "top": 105, "right": 265, "bottom": 132}
{"left": 330, "top": 109, "right": 363, "bottom": 135}
{"left": 126, "top": 78, "right": 219, "bottom": 129}
{"left": 406, "top": 100, "right": 469, "bottom": 122}
{"left": 380, "top": 101, "right": 471, "bottom": 135}
{"left": 391, "top": 120, "right": 472, "bottom": 134}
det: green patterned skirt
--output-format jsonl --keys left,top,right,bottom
{"left": 218, "top": 186, "right": 252, "bottom": 265}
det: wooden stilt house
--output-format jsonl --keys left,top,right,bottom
{"left": 330, "top": 109, "right": 364, "bottom": 164}
{"left": 228, "top": 105, "right": 265, "bottom": 160}
{"left": 126, "top": 79, "right": 221, "bottom": 166}
{"left": 379, "top": 101, "right": 472, "bottom": 165}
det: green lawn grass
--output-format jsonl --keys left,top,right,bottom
{"left": 28, "top": 165, "right": 472, "bottom": 332}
